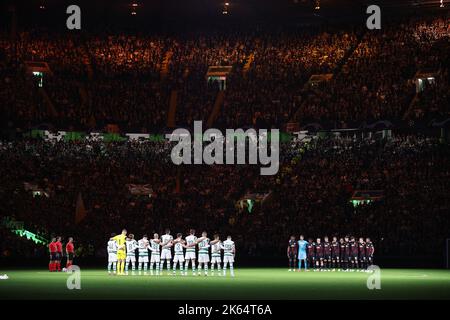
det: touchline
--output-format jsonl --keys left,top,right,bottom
{"left": 166, "top": 121, "right": 279, "bottom": 175}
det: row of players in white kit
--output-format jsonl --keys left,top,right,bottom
{"left": 107, "top": 229, "right": 236, "bottom": 276}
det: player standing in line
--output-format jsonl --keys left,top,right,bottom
{"left": 306, "top": 238, "right": 315, "bottom": 272}
{"left": 349, "top": 236, "right": 359, "bottom": 271}
{"left": 55, "top": 236, "right": 63, "bottom": 272}
{"left": 323, "top": 236, "right": 332, "bottom": 271}
{"left": 184, "top": 229, "right": 198, "bottom": 276}
{"left": 210, "top": 234, "right": 222, "bottom": 276}
{"left": 48, "top": 237, "right": 57, "bottom": 272}
{"left": 297, "top": 235, "right": 308, "bottom": 271}
{"left": 287, "top": 235, "right": 297, "bottom": 271}
{"left": 172, "top": 233, "right": 188, "bottom": 275}
{"left": 112, "top": 229, "right": 127, "bottom": 275}
{"left": 149, "top": 233, "right": 161, "bottom": 275}
{"left": 358, "top": 237, "right": 366, "bottom": 272}
{"left": 338, "top": 238, "right": 345, "bottom": 271}
{"left": 160, "top": 229, "right": 174, "bottom": 275}
{"left": 342, "top": 236, "right": 350, "bottom": 271}
{"left": 314, "top": 238, "right": 324, "bottom": 271}
{"left": 138, "top": 235, "right": 150, "bottom": 275}
{"left": 65, "top": 237, "right": 75, "bottom": 270}
{"left": 125, "top": 234, "right": 138, "bottom": 275}
{"left": 365, "top": 238, "right": 374, "bottom": 270}
{"left": 107, "top": 234, "right": 118, "bottom": 275}
{"left": 196, "top": 231, "right": 210, "bottom": 276}
{"left": 222, "top": 235, "right": 235, "bottom": 277}
{"left": 331, "top": 236, "right": 340, "bottom": 271}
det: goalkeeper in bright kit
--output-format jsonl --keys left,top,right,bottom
{"left": 112, "top": 229, "right": 127, "bottom": 275}
{"left": 297, "top": 235, "right": 308, "bottom": 271}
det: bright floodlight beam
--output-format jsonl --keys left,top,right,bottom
{"left": 130, "top": 2, "right": 139, "bottom": 15}
{"left": 223, "top": 1, "right": 230, "bottom": 14}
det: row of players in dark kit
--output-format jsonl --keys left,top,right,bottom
{"left": 287, "top": 235, "right": 375, "bottom": 272}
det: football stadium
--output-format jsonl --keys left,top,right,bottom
{"left": 0, "top": 0, "right": 449, "bottom": 305}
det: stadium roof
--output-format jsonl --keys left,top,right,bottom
{"left": 1, "top": 0, "right": 447, "bottom": 30}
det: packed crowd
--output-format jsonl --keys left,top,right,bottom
{"left": 0, "top": 133, "right": 448, "bottom": 261}
{"left": 0, "top": 15, "right": 448, "bottom": 133}
{"left": 296, "top": 17, "right": 449, "bottom": 126}
{"left": 0, "top": 13, "right": 449, "bottom": 265}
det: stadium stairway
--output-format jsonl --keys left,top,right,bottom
{"left": 167, "top": 90, "right": 178, "bottom": 128}
{"left": 335, "top": 33, "right": 366, "bottom": 75}
{"left": 82, "top": 55, "right": 94, "bottom": 80}
{"left": 160, "top": 51, "right": 173, "bottom": 79}
{"left": 243, "top": 53, "right": 255, "bottom": 76}
{"left": 291, "top": 94, "right": 309, "bottom": 123}
{"left": 72, "top": 37, "right": 95, "bottom": 79}
{"left": 403, "top": 93, "right": 419, "bottom": 120}
{"left": 39, "top": 88, "right": 58, "bottom": 118}
{"left": 289, "top": 31, "right": 365, "bottom": 125}
{"left": 77, "top": 82, "right": 89, "bottom": 106}
{"left": 80, "top": 45, "right": 94, "bottom": 80}
{"left": 403, "top": 40, "right": 448, "bottom": 120}
{"left": 206, "top": 91, "right": 225, "bottom": 128}
{"left": 77, "top": 82, "right": 95, "bottom": 127}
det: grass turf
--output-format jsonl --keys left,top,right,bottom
{"left": 0, "top": 268, "right": 450, "bottom": 300}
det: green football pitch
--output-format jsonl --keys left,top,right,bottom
{"left": 0, "top": 268, "right": 450, "bottom": 300}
